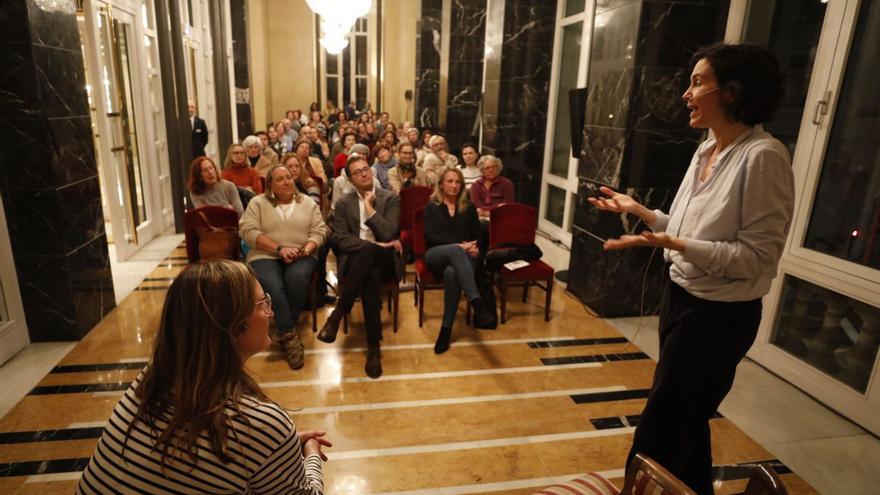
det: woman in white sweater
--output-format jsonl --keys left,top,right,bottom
{"left": 240, "top": 164, "right": 326, "bottom": 370}
{"left": 77, "top": 261, "right": 330, "bottom": 495}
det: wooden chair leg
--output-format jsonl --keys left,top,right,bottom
{"left": 343, "top": 313, "right": 349, "bottom": 334}
{"left": 413, "top": 279, "right": 419, "bottom": 306}
{"left": 418, "top": 286, "right": 425, "bottom": 327}
{"left": 545, "top": 276, "right": 553, "bottom": 321}
{"left": 522, "top": 281, "right": 529, "bottom": 302}
{"left": 387, "top": 290, "right": 392, "bottom": 313}
{"left": 392, "top": 288, "right": 399, "bottom": 333}
{"left": 466, "top": 300, "right": 471, "bottom": 326}
{"left": 311, "top": 276, "right": 318, "bottom": 332}
{"left": 500, "top": 279, "right": 508, "bottom": 324}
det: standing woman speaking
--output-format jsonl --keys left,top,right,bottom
{"left": 589, "top": 44, "right": 795, "bottom": 494}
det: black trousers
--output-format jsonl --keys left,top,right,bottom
{"left": 338, "top": 244, "right": 397, "bottom": 343}
{"left": 626, "top": 268, "right": 762, "bottom": 495}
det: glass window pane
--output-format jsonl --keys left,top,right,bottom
{"left": 356, "top": 78, "right": 367, "bottom": 109}
{"left": 565, "top": 0, "right": 585, "bottom": 17}
{"left": 326, "top": 77, "right": 338, "bottom": 106}
{"left": 326, "top": 52, "right": 338, "bottom": 75}
{"left": 804, "top": 1, "right": 880, "bottom": 269}
{"left": 770, "top": 275, "right": 880, "bottom": 393}
{"left": 546, "top": 185, "right": 566, "bottom": 227}
{"left": 741, "top": 0, "right": 827, "bottom": 156}
{"left": 342, "top": 43, "right": 351, "bottom": 105}
{"left": 549, "top": 22, "right": 582, "bottom": 178}
{"left": 356, "top": 35, "right": 367, "bottom": 75}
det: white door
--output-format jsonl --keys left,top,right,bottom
{"left": 538, "top": 0, "right": 596, "bottom": 247}
{"left": 746, "top": 0, "right": 880, "bottom": 435}
{"left": 0, "top": 195, "right": 29, "bottom": 365}
{"left": 81, "top": 1, "right": 162, "bottom": 261}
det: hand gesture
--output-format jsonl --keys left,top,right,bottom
{"left": 587, "top": 186, "right": 642, "bottom": 214}
{"left": 374, "top": 239, "right": 403, "bottom": 254}
{"left": 603, "top": 231, "right": 684, "bottom": 252}
{"left": 299, "top": 430, "right": 333, "bottom": 461}
{"left": 363, "top": 191, "right": 376, "bottom": 209}
{"left": 279, "top": 246, "right": 300, "bottom": 263}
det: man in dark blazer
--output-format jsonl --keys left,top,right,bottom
{"left": 189, "top": 100, "right": 209, "bottom": 158}
{"left": 318, "top": 154, "right": 402, "bottom": 378}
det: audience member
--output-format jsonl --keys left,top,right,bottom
{"left": 417, "top": 129, "right": 433, "bottom": 163}
{"left": 422, "top": 135, "right": 459, "bottom": 186}
{"left": 76, "top": 261, "right": 329, "bottom": 495}
{"left": 221, "top": 144, "right": 262, "bottom": 194}
{"left": 470, "top": 155, "right": 514, "bottom": 218}
{"left": 294, "top": 138, "right": 328, "bottom": 184}
{"left": 317, "top": 155, "right": 402, "bottom": 379}
{"left": 381, "top": 129, "right": 398, "bottom": 149}
{"left": 388, "top": 143, "right": 427, "bottom": 193}
{"left": 240, "top": 164, "right": 326, "bottom": 370}
{"left": 460, "top": 143, "right": 481, "bottom": 189}
{"left": 243, "top": 135, "right": 273, "bottom": 178}
{"left": 423, "top": 167, "right": 496, "bottom": 354}
{"left": 188, "top": 157, "right": 243, "bottom": 215}
{"left": 282, "top": 153, "right": 321, "bottom": 205}
{"left": 334, "top": 131, "right": 358, "bottom": 177}
{"left": 332, "top": 144, "right": 381, "bottom": 210}
{"left": 372, "top": 143, "right": 398, "bottom": 190}
{"left": 255, "top": 131, "right": 278, "bottom": 163}
{"left": 268, "top": 126, "right": 286, "bottom": 159}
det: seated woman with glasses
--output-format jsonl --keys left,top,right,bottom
{"left": 240, "top": 164, "right": 326, "bottom": 370}
{"left": 221, "top": 143, "right": 263, "bottom": 194}
{"left": 188, "top": 156, "right": 243, "bottom": 215}
{"left": 76, "top": 260, "right": 331, "bottom": 495}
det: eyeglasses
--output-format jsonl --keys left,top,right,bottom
{"left": 255, "top": 293, "right": 272, "bottom": 313}
{"left": 350, "top": 166, "right": 372, "bottom": 177}
{"left": 231, "top": 151, "right": 246, "bottom": 155}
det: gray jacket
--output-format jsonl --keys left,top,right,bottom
{"left": 330, "top": 187, "right": 403, "bottom": 280}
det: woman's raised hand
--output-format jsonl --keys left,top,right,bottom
{"left": 299, "top": 430, "right": 333, "bottom": 461}
{"left": 587, "top": 186, "right": 641, "bottom": 214}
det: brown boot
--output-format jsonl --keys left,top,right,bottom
{"left": 365, "top": 341, "right": 382, "bottom": 379}
{"left": 278, "top": 332, "right": 305, "bottom": 370}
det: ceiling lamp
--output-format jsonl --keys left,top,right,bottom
{"left": 305, "top": 0, "right": 372, "bottom": 54}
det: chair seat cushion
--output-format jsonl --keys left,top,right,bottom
{"left": 499, "top": 260, "right": 554, "bottom": 281}
{"left": 531, "top": 473, "right": 619, "bottom": 495}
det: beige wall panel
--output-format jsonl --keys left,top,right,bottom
{"left": 266, "top": 0, "right": 317, "bottom": 123}
{"left": 381, "top": 0, "right": 419, "bottom": 123}
{"left": 247, "top": 0, "right": 270, "bottom": 133}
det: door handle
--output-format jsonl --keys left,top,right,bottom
{"left": 812, "top": 90, "right": 832, "bottom": 126}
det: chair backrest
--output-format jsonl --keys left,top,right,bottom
{"left": 621, "top": 453, "right": 697, "bottom": 495}
{"left": 183, "top": 206, "right": 241, "bottom": 263}
{"left": 744, "top": 464, "right": 788, "bottom": 495}
{"left": 412, "top": 207, "right": 427, "bottom": 258}
{"left": 311, "top": 175, "right": 326, "bottom": 214}
{"left": 489, "top": 202, "right": 538, "bottom": 248}
{"left": 399, "top": 186, "right": 433, "bottom": 230}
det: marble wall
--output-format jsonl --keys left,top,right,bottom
{"left": 568, "top": 0, "right": 729, "bottom": 317}
{"left": 0, "top": 0, "right": 115, "bottom": 340}
{"left": 482, "top": 0, "right": 557, "bottom": 207}
{"left": 230, "top": 0, "right": 253, "bottom": 138}
{"left": 415, "top": 0, "right": 442, "bottom": 130}
{"left": 444, "top": 0, "right": 487, "bottom": 150}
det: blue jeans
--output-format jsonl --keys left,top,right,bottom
{"left": 425, "top": 244, "right": 480, "bottom": 328}
{"left": 251, "top": 257, "right": 317, "bottom": 333}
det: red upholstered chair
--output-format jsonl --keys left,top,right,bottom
{"left": 489, "top": 203, "right": 554, "bottom": 323}
{"left": 412, "top": 207, "right": 472, "bottom": 327}
{"left": 398, "top": 186, "right": 433, "bottom": 280}
{"left": 183, "top": 206, "right": 241, "bottom": 263}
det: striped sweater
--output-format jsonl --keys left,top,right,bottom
{"left": 76, "top": 373, "right": 323, "bottom": 494}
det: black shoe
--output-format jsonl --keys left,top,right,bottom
{"left": 434, "top": 326, "right": 452, "bottom": 354}
{"left": 315, "top": 294, "right": 337, "bottom": 308}
{"left": 316, "top": 311, "right": 342, "bottom": 343}
{"left": 365, "top": 341, "right": 382, "bottom": 378}
{"left": 472, "top": 298, "right": 497, "bottom": 329}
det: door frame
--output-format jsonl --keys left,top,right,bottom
{"left": 0, "top": 194, "right": 29, "bottom": 366}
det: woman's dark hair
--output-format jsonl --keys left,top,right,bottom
{"left": 126, "top": 261, "right": 268, "bottom": 468}
{"left": 691, "top": 43, "right": 784, "bottom": 126}
{"left": 187, "top": 156, "right": 217, "bottom": 195}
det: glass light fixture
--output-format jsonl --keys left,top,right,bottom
{"left": 305, "top": 0, "right": 372, "bottom": 54}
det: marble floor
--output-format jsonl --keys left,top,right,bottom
{"left": 0, "top": 236, "right": 873, "bottom": 494}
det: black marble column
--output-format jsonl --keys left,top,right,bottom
{"left": 444, "top": 0, "right": 487, "bottom": 152}
{"left": 0, "top": 0, "right": 115, "bottom": 340}
{"left": 230, "top": 0, "right": 253, "bottom": 138}
{"left": 415, "top": 0, "right": 442, "bottom": 130}
{"left": 481, "top": 0, "right": 557, "bottom": 208}
{"left": 568, "top": 0, "right": 729, "bottom": 317}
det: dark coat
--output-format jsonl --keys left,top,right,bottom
{"left": 330, "top": 187, "right": 403, "bottom": 280}
{"left": 192, "top": 116, "right": 209, "bottom": 158}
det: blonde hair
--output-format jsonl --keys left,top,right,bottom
{"left": 263, "top": 163, "right": 303, "bottom": 206}
{"left": 431, "top": 167, "right": 469, "bottom": 212}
